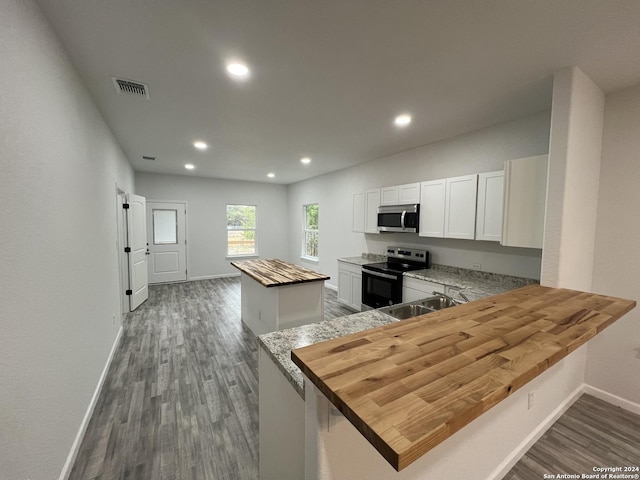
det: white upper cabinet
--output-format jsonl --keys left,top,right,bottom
{"left": 352, "top": 192, "right": 365, "bottom": 233}
{"left": 419, "top": 179, "right": 446, "bottom": 238}
{"left": 398, "top": 183, "right": 421, "bottom": 204}
{"left": 380, "top": 186, "right": 399, "bottom": 206}
{"left": 365, "top": 188, "right": 381, "bottom": 233}
{"left": 502, "top": 155, "right": 548, "bottom": 249}
{"left": 380, "top": 183, "right": 420, "bottom": 206}
{"left": 444, "top": 174, "right": 478, "bottom": 240}
{"left": 475, "top": 170, "right": 504, "bottom": 242}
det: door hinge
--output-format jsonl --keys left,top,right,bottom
{"left": 123, "top": 203, "right": 130, "bottom": 209}
{"left": 125, "top": 289, "right": 132, "bottom": 296}
{"left": 124, "top": 247, "right": 131, "bottom": 253}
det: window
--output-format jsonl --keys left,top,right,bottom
{"left": 302, "top": 203, "right": 319, "bottom": 260}
{"left": 227, "top": 204, "right": 256, "bottom": 256}
{"left": 152, "top": 209, "right": 177, "bottom": 244}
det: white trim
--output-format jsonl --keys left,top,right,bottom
{"left": 189, "top": 272, "right": 241, "bottom": 281}
{"left": 300, "top": 255, "right": 319, "bottom": 264}
{"left": 58, "top": 326, "right": 124, "bottom": 480}
{"left": 488, "top": 382, "right": 640, "bottom": 480}
{"left": 226, "top": 254, "right": 259, "bottom": 260}
{"left": 488, "top": 383, "right": 584, "bottom": 480}
{"left": 582, "top": 384, "right": 640, "bottom": 415}
{"left": 325, "top": 283, "right": 338, "bottom": 292}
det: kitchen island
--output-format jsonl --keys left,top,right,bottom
{"left": 231, "top": 258, "right": 329, "bottom": 335}
{"left": 291, "top": 285, "right": 635, "bottom": 478}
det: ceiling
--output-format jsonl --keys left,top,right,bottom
{"left": 36, "top": 0, "right": 640, "bottom": 185}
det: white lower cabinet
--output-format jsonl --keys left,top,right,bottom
{"left": 403, "top": 276, "right": 445, "bottom": 302}
{"left": 337, "top": 261, "right": 362, "bottom": 311}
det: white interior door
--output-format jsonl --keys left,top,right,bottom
{"left": 146, "top": 201, "right": 187, "bottom": 284}
{"left": 126, "top": 193, "right": 149, "bottom": 310}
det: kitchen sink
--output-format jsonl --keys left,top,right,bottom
{"left": 379, "top": 303, "right": 434, "bottom": 320}
{"left": 417, "top": 296, "right": 458, "bottom": 310}
{"left": 379, "top": 294, "right": 463, "bottom": 320}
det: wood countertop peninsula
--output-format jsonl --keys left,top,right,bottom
{"left": 231, "top": 258, "right": 329, "bottom": 287}
{"left": 291, "top": 285, "right": 635, "bottom": 471}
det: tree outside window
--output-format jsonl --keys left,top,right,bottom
{"left": 227, "top": 204, "right": 256, "bottom": 256}
{"left": 303, "top": 203, "right": 319, "bottom": 259}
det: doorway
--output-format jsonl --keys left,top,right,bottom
{"left": 146, "top": 201, "right": 187, "bottom": 284}
{"left": 116, "top": 188, "right": 150, "bottom": 313}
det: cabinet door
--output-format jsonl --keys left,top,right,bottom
{"left": 350, "top": 273, "right": 362, "bottom": 310}
{"left": 398, "top": 183, "right": 421, "bottom": 204}
{"left": 403, "top": 279, "right": 445, "bottom": 302}
{"left": 365, "top": 189, "right": 381, "bottom": 233}
{"left": 419, "top": 179, "right": 446, "bottom": 237}
{"left": 502, "top": 155, "right": 548, "bottom": 248}
{"left": 380, "top": 186, "right": 399, "bottom": 206}
{"left": 476, "top": 171, "right": 504, "bottom": 241}
{"left": 337, "top": 269, "right": 351, "bottom": 305}
{"left": 352, "top": 192, "right": 365, "bottom": 233}
{"left": 444, "top": 174, "right": 478, "bottom": 240}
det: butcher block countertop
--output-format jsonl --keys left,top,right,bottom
{"left": 230, "top": 258, "right": 329, "bottom": 287}
{"left": 291, "top": 285, "right": 635, "bottom": 471}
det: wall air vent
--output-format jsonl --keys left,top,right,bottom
{"left": 142, "top": 155, "right": 157, "bottom": 161}
{"left": 111, "top": 77, "right": 150, "bottom": 99}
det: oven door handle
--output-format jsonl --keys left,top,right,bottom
{"left": 400, "top": 210, "right": 406, "bottom": 230}
{"left": 362, "top": 268, "right": 399, "bottom": 281}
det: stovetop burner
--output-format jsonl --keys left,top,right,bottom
{"left": 363, "top": 246, "right": 430, "bottom": 275}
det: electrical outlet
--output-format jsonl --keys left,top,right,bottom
{"left": 472, "top": 263, "right": 482, "bottom": 270}
{"left": 527, "top": 392, "right": 535, "bottom": 410}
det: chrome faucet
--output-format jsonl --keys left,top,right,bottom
{"left": 432, "top": 291, "right": 468, "bottom": 305}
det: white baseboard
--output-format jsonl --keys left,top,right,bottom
{"left": 188, "top": 272, "right": 240, "bottom": 281}
{"left": 58, "top": 326, "right": 123, "bottom": 480}
{"left": 489, "top": 382, "right": 640, "bottom": 480}
{"left": 489, "top": 383, "right": 584, "bottom": 480}
{"left": 582, "top": 384, "right": 640, "bottom": 415}
{"left": 325, "top": 283, "right": 337, "bottom": 292}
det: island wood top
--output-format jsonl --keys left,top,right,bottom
{"left": 230, "top": 258, "right": 330, "bottom": 287}
{"left": 291, "top": 285, "right": 635, "bottom": 471}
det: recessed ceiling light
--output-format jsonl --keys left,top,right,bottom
{"left": 185, "top": 164, "right": 195, "bottom": 170}
{"left": 300, "top": 157, "right": 311, "bottom": 165}
{"left": 267, "top": 172, "right": 275, "bottom": 178}
{"left": 226, "top": 62, "right": 250, "bottom": 79}
{"left": 193, "top": 141, "right": 208, "bottom": 150}
{"left": 394, "top": 114, "right": 412, "bottom": 127}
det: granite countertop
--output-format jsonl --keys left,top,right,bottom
{"left": 337, "top": 253, "right": 386, "bottom": 266}
{"left": 259, "top": 260, "right": 540, "bottom": 397}
{"left": 405, "top": 264, "right": 539, "bottom": 301}
{"left": 258, "top": 310, "right": 397, "bottom": 398}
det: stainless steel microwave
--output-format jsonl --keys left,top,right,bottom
{"left": 377, "top": 204, "right": 419, "bottom": 233}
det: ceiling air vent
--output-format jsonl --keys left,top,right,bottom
{"left": 111, "top": 77, "right": 150, "bottom": 99}
{"left": 142, "top": 155, "right": 157, "bottom": 161}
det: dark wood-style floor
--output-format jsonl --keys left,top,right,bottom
{"left": 69, "top": 278, "right": 640, "bottom": 480}
{"left": 504, "top": 394, "right": 640, "bottom": 480}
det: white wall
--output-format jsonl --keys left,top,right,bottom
{"left": 287, "top": 111, "right": 551, "bottom": 286}
{"left": 587, "top": 82, "right": 640, "bottom": 404}
{"left": 541, "top": 67, "right": 605, "bottom": 290}
{"left": 0, "top": 1, "right": 135, "bottom": 479}
{"left": 135, "top": 172, "right": 289, "bottom": 279}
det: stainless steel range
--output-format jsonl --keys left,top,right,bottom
{"left": 361, "top": 246, "right": 430, "bottom": 310}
